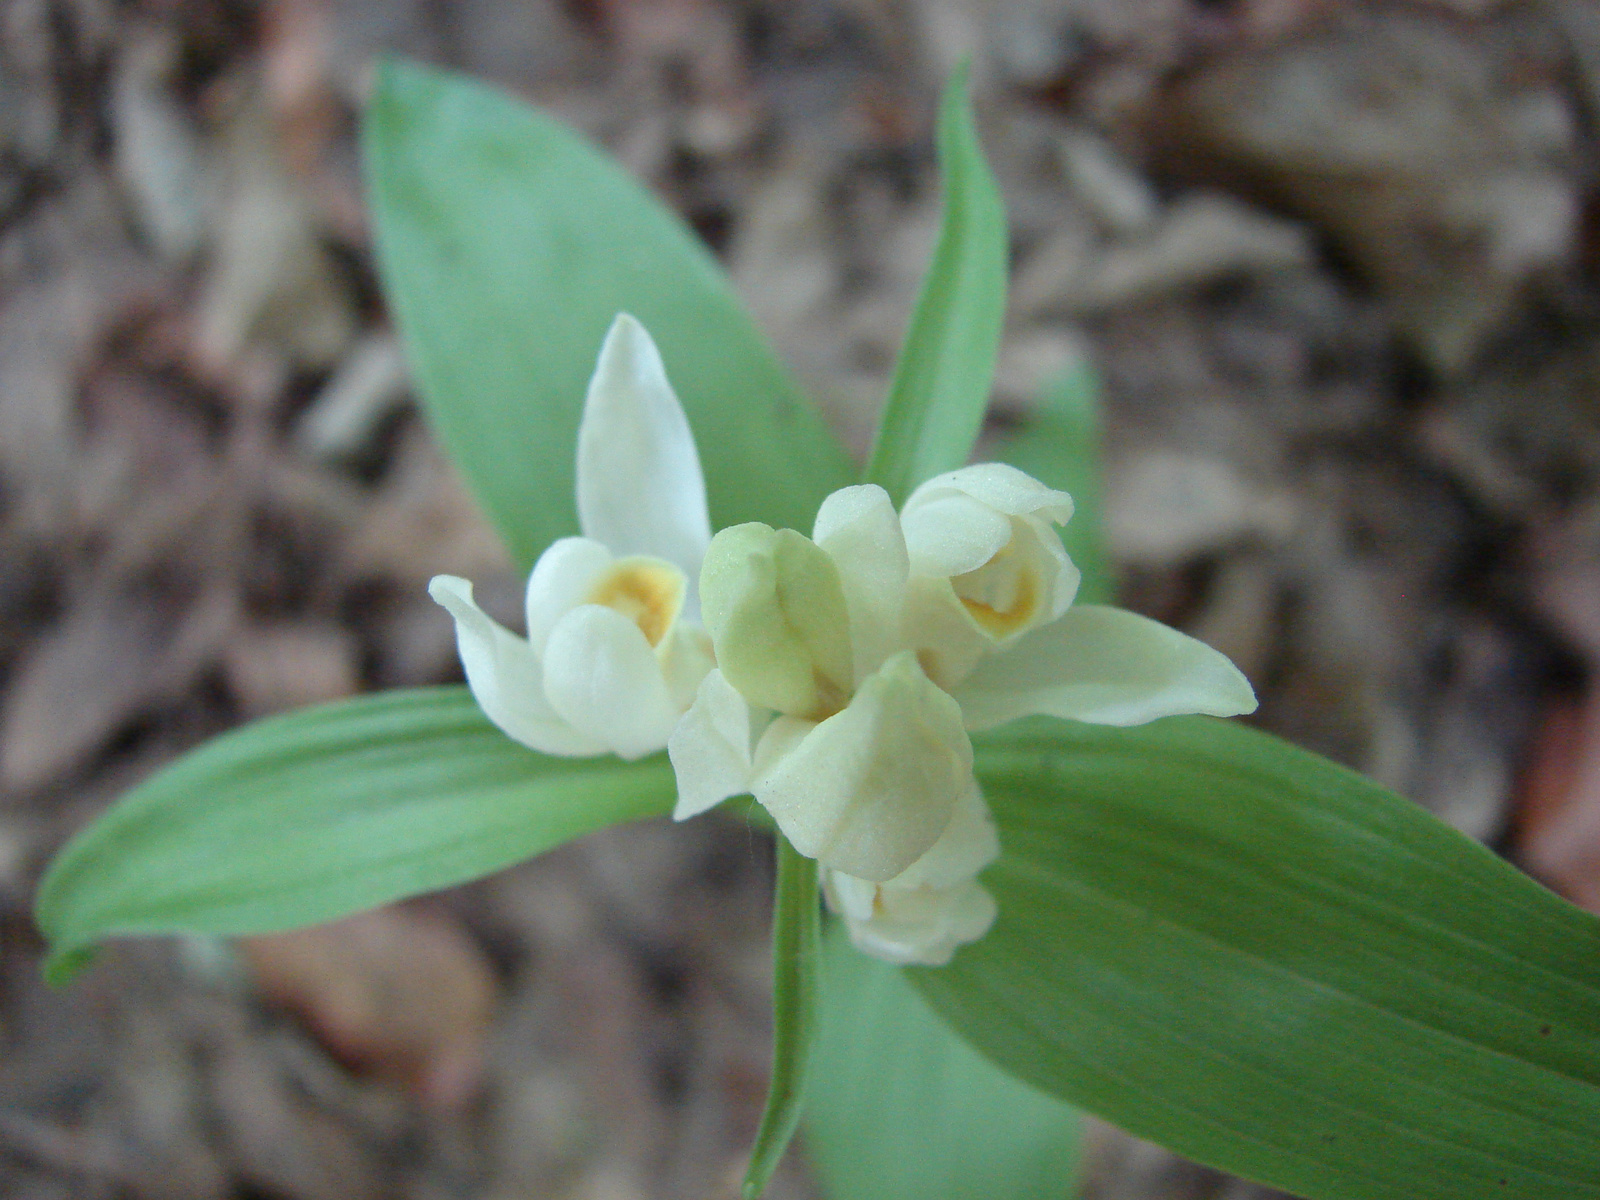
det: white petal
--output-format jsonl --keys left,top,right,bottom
{"left": 812, "top": 484, "right": 909, "bottom": 682}
{"left": 752, "top": 714, "right": 815, "bottom": 774}
{"left": 751, "top": 651, "right": 973, "bottom": 881}
{"left": 577, "top": 314, "right": 713, "bottom": 595}
{"left": 905, "top": 462, "right": 1073, "bottom": 525}
{"left": 902, "top": 575, "right": 989, "bottom": 691}
{"left": 945, "top": 513, "right": 1082, "bottom": 643}
{"left": 658, "top": 623, "right": 717, "bottom": 713}
{"left": 900, "top": 492, "right": 1012, "bottom": 578}
{"left": 541, "top": 604, "right": 680, "bottom": 760}
{"left": 903, "top": 464, "right": 1074, "bottom": 579}
{"left": 525, "top": 537, "right": 614, "bottom": 650}
{"left": 892, "top": 780, "right": 999, "bottom": 891}
{"left": 428, "top": 576, "right": 605, "bottom": 756}
{"left": 1013, "top": 513, "right": 1081, "bottom": 624}
{"left": 953, "top": 604, "right": 1259, "bottom": 732}
{"left": 821, "top": 869, "right": 878, "bottom": 922}
{"left": 668, "top": 670, "right": 757, "bottom": 820}
{"left": 830, "top": 872, "right": 998, "bottom": 966}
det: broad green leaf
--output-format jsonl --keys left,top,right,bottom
{"left": 994, "top": 362, "right": 1112, "bottom": 604}
{"left": 744, "top": 835, "right": 821, "bottom": 1199}
{"left": 805, "top": 922, "right": 1080, "bottom": 1200}
{"left": 364, "top": 59, "right": 852, "bottom": 569}
{"left": 36, "top": 688, "right": 675, "bottom": 982}
{"left": 912, "top": 716, "right": 1600, "bottom": 1200}
{"left": 865, "top": 63, "right": 1008, "bottom": 506}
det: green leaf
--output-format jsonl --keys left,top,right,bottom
{"left": 36, "top": 688, "right": 675, "bottom": 982}
{"left": 994, "top": 362, "right": 1112, "bottom": 604}
{"left": 364, "top": 59, "right": 852, "bottom": 569}
{"left": 865, "top": 62, "right": 1008, "bottom": 506}
{"left": 913, "top": 715, "right": 1600, "bottom": 1200}
{"left": 744, "top": 834, "right": 821, "bottom": 1199}
{"left": 805, "top": 921, "right": 1081, "bottom": 1200}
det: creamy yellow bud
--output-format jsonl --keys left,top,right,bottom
{"left": 699, "top": 523, "right": 854, "bottom": 719}
{"left": 751, "top": 650, "right": 973, "bottom": 881}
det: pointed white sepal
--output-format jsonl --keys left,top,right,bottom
{"left": 577, "top": 314, "right": 713, "bottom": 600}
{"left": 952, "top": 603, "right": 1259, "bottom": 732}
{"left": 427, "top": 576, "right": 606, "bottom": 756}
{"left": 435, "top": 316, "right": 714, "bottom": 765}
{"left": 668, "top": 669, "right": 760, "bottom": 820}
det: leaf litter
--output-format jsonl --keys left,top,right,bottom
{"left": 4, "top": 2, "right": 1600, "bottom": 1198}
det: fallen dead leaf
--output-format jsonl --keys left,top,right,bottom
{"left": 1015, "top": 192, "right": 1313, "bottom": 318}
{"left": 221, "top": 621, "right": 359, "bottom": 716}
{"left": 1517, "top": 691, "right": 1600, "bottom": 912}
{"left": 112, "top": 28, "right": 209, "bottom": 262}
{"left": 340, "top": 429, "right": 511, "bottom": 585}
{"left": 1147, "top": 7, "right": 1578, "bottom": 373}
{"left": 0, "top": 585, "right": 236, "bottom": 792}
{"left": 240, "top": 905, "right": 500, "bottom": 1109}
{"left": 294, "top": 332, "right": 410, "bottom": 461}
{"left": 1106, "top": 449, "right": 1297, "bottom": 566}
{"left": 210, "top": 1027, "right": 386, "bottom": 1200}
{"left": 192, "top": 88, "right": 355, "bottom": 374}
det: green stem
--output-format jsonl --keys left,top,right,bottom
{"left": 742, "top": 834, "right": 821, "bottom": 1200}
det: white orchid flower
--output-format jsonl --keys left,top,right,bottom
{"left": 668, "top": 469, "right": 1259, "bottom": 965}
{"left": 671, "top": 487, "right": 972, "bottom": 882}
{"left": 430, "top": 314, "right": 714, "bottom": 761}
{"left": 900, "top": 463, "right": 1079, "bottom": 688}
{"left": 822, "top": 778, "right": 1000, "bottom": 966}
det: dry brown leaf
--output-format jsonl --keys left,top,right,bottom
{"left": 210, "top": 1030, "right": 386, "bottom": 1200}
{"left": 1518, "top": 692, "right": 1600, "bottom": 912}
{"left": 340, "top": 430, "right": 510, "bottom": 585}
{"left": 192, "top": 90, "right": 355, "bottom": 373}
{"left": 112, "top": 29, "right": 209, "bottom": 262}
{"left": 1106, "top": 449, "right": 1297, "bottom": 566}
{"left": 1536, "top": 561, "right": 1600, "bottom": 663}
{"left": 0, "top": 188, "right": 155, "bottom": 505}
{"left": 1014, "top": 193, "right": 1313, "bottom": 318}
{"left": 294, "top": 333, "right": 410, "bottom": 460}
{"left": 240, "top": 905, "right": 500, "bottom": 1110}
{"left": 1148, "top": 8, "right": 1578, "bottom": 373}
{"left": 221, "top": 621, "right": 359, "bottom": 716}
{"left": 0, "top": 586, "right": 236, "bottom": 792}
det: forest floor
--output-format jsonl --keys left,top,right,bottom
{"left": 4, "top": 1, "right": 1600, "bottom": 1197}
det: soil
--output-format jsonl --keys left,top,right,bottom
{"left": 4, "top": 1, "right": 1600, "bottom": 1197}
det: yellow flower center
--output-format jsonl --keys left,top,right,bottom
{"left": 952, "top": 538, "right": 1040, "bottom": 638}
{"left": 586, "top": 557, "right": 684, "bottom": 648}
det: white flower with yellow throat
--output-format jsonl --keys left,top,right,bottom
{"left": 429, "top": 314, "right": 714, "bottom": 761}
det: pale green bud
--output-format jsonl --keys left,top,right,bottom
{"left": 699, "top": 523, "right": 854, "bottom": 719}
{"left": 752, "top": 651, "right": 974, "bottom": 881}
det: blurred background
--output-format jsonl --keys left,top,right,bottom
{"left": 3, "top": 0, "right": 1600, "bottom": 1196}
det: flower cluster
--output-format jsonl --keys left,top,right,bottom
{"left": 432, "top": 316, "right": 1256, "bottom": 965}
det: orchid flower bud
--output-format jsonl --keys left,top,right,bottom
{"left": 699, "top": 523, "right": 854, "bottom": 721}
{"left": 901, "top": 463, "right": 1081, "bottom": 688}
{"left": 821, "top": 777, "right": 1000, "bottom": 966}
{"left": 749, "top": 650, "right": 972, "bottom": 881}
